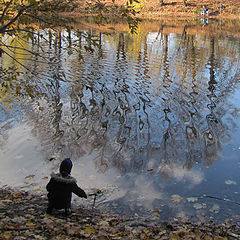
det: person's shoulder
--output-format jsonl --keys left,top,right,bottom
{"left": 50, "top": 173, "right": 77, "bottom": 184}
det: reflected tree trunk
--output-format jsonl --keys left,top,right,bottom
{"left": 162, "top": 34, "right": 171, "bottom": 101}
{"left": 98, "top": 32, "right": 103, "bottom": 59}
{"left": 184, "top": 35, "right": 201, "bottom": 169}
{"left": 76, "top": 30, "right": 83, "bottom": 61}
{"left": 48, "top": 30, "right": 52, "bottom": 49}
{"left": 203, "top": 36, "right": 219, "bottom": 167}
{"left": 67, "top": 28, "right": 72, "bottom": 48}
{"left": 209, "top": 37, "right": 217, "bottom": 88}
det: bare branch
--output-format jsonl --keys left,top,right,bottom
{"left": 0, "top": 39, "right": 49, "bottom": 61}
{"left": 1, "top": 47, "right": 32, "bottom": 71}
{"left": 0, "top": 8, "right": 24, "bottom": 33}
{"left": 0, "top": 3, "right": 37, "bottom": 33}
{"left": 1, "top": 48, "right": 54, "bottom": 80}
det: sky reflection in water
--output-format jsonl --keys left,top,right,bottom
{"left": 0, "top": 19, "right": 240, "bottom": 222}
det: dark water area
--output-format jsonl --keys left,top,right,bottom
{"left": 0, "top": 18, "right": 240, "bottom": 223}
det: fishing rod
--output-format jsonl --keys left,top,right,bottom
{"left": 88, "top": 189, "right": 102, "bottom": 209}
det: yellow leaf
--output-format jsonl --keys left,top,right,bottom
{"left": 110, "top": 232, "right": 125, "bottom": 237}
{"left": 204, "top": 234, "right": 212, "bottom": 240}
{"left": 13, "top": 193, "right": 22, "bottom": 198}
{"left": 2, "top": 232, "right": 12, "bottom": 239}
{"left": 26, "top": 221, "right": 36, "bottom": 227}
{"left": 84, "top": 226, "right": 96, "bottom": 234}
{"left": 3, "top": 224, "right": 11, "bottom": 229}
{"left": 169, "top": 232, "right": 180, "bottom": 240}
{"left": 34, "top": 188, "right": 43, "bottom": 194}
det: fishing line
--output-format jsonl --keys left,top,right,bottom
{"left": 197, "top": 194, "right": 240, "bottom": 206}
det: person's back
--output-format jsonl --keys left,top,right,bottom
{"left": 46, "top": 158, "right": 87, "bottom": 215}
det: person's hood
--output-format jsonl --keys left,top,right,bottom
{"left": 51, "top": 173, "right": 77, "bottom": 184}
{"left": 59, "top": 158, "right": 73, "bottom": 177}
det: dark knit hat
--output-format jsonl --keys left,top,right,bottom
{"left": 60, "top": 158, "right": 73, "bottom": 177}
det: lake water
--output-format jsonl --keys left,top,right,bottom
{"left": 0, "top": 18, "right": 240, "bottom": 223}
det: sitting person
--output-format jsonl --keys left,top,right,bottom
{"left": 46, "top": 158, "right": 87, "bottom": 215}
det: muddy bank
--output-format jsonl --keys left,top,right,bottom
{"left": 0, "top": 188, "right": 240, "bottom": 239}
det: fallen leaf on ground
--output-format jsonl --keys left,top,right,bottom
{"left": 34, "top": 188, "right": 43, "bottom": 194}
{"left": 26, "top": 221, "right": 36, "bottom": 227}
{"left": 2, "top": 232, "right": 12, "bottom": 239}
{"left": 84, "top": 225, "right": 96, "bottom": 234}
{"left": 25, "top": 175, "right": 35, "bottom": 180}
{"left": 110, "top": 232, "right": 125, "bottom": 238}
{"left": 13, "top": 193, "right": 22, "bottom": 198}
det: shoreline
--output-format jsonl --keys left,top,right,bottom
{"left": 62, "top": 0, "right": 240, "bottom": 21}
{"left": 61, "top": 11, "right": 240, "bottom": 20}
{"left": 1, "top": 187, "right": 240, "bottom": 239}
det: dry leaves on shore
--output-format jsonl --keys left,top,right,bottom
{"left": 0, "top": 188, "right": 240, "bottom": 240}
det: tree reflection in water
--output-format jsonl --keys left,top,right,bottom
{"left": 2, "top": 19, "right": 240, "bottom": 221}
{"left": 19, "top": 22, "right": 240, "bottom": 182}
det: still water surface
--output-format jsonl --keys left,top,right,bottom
{"left": 0, "top": 18, "right": 240, "bottom": 222}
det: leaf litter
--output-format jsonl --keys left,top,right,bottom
{"left": 0, "top": 188, "right": 240, "bottom": 240}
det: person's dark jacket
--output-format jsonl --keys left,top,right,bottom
{"left": 46, "top": 173, "right": 87, "bottom": 209}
